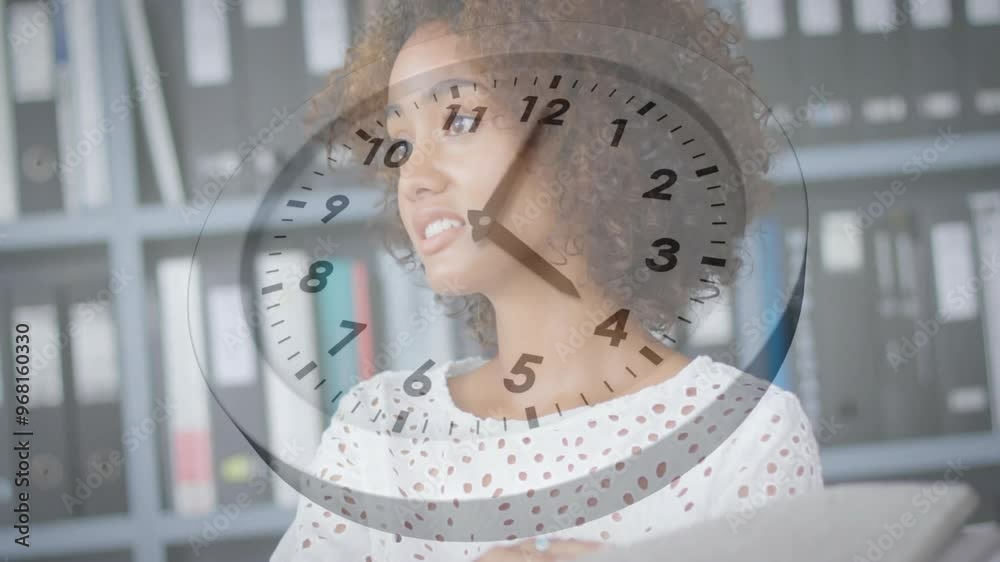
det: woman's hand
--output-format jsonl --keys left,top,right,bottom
{"left": 474, "top": 538, "right": 606, "bottom": 561}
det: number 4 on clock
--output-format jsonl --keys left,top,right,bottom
{"left": 595, "top": 308, "right": 630, "bottom": 347}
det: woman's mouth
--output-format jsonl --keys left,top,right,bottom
{"left": 413, "top": 210, "right": 468, "bottom": 256}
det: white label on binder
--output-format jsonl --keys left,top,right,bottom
{"left": 930, "top": 221, "right": 979, "bottom": 323}
{"left": 920, "top": 92, "right": 961, "bottom": 120}
{"left": 967, "top": 0, "right": 1000, "bottom": 24}
{"left": 13, "top": 304, "right": 64, "bottom": 407}
{"left": 744, "top": 0, "right": 785, "bottom": 39}
{"left": 976, "top": 89, "right": 1000, "bottom": 115}
{"left": 243, "top": 0, "right": 286, "bottom": 28}
{"left": 798, "top": 0, "right": 841, "bottom": 35}
{"left": 183, "top": 0, "right": 233, "bottom": 87}
{"left": 208, "top": 285, "right": 256, "bottom": 387}
{"left": 70, "top": 301, "right": 120, "bottom": 404}
{"left": 8, "top": 2, "right": 55, "bottom": 102}
{"left": 947, "top": 385, "right": 988, "bottom": 414}
{"left": 853, "top": 0, "right": 896, "bottom": 33}
{"left": 687, "top": 292, "right": 733, "bottom": 347}
{"left": 303, "top": 0, "right": 349, "bottom": 74}
{"left": 912, "top": 0, "right": 952, "bottom": 28}
{"left": 820, "top": 211, "right": 865, "bottom": 272}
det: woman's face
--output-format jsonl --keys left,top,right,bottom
{"left": 386, "top": 22, "right": 564, "bottom": 297}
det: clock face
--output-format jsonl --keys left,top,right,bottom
{"left": 192, "top": 21, "right": 807, "bottom": 541}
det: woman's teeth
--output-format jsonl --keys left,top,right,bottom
{"left": 424, "top": 218, "right": 464, "bottom": 240}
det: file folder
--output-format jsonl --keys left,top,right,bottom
{"left": 960, "top": 0, "right": 1000, "bottom": 130}
{"left": 793, "top": 0, "right": 853, "bottom": 144}
{"left": 847, "top": 0, "right": 911, "bottom": 141}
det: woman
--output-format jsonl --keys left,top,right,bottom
{"left": 272, "top": 1, "right": 822, "bottom": 560}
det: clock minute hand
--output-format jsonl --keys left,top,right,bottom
{"left": 471, "top": 121, "right": 544, "bottom": 242}
{"left": 469, "top": 215, "right": 580, "bottom": 298}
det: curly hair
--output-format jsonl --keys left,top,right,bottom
{"left": 309, "top": 0, "right": 773, "bottom": 349}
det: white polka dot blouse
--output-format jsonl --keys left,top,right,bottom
{"left": 271, "top": 355, "right": 824, "bottom": 561}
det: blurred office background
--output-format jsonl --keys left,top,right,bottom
{"left": 0, "top": 0, "right": 999, "bottom": 560}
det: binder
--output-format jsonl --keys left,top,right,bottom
{"left": 960, "top": 0, "right": 1000, "bottom": 130}
{"left": 255, "top": 249, "right": 324, "bottom": 508}
{"left": 203, "top": 253, "right": 271, "bottom": 506}
{"left": 0, "top": 292, "right": 13, "bottom": 519}
{"left": 8, "top": 0, "right": 64, "bottom": 214}
{"left": 301, "top": 0, "right": 350, "bottom": 76}
{"left": 808, "top": 205, "right": 883, "bottom": 444}
{"left": 11, "top": 296, "right": 74, "bottom": 521}
{"left": 143, "top": 0, "right": 247, "bottom": 198}
{"left": 66, "top": 279, "right": 128, "bottom": 516}
{"left": 739, "top": 0, "right": 799, "bottom": 132}
{"left": 926, "top": 214, "right": 992, "bottom": 434}
{"left": 968, "top": 191, "right": 1000, "bottom": 432}
{"left": 233, "top": 0, "right": 308, "bottom": 193}
{"left": 902, "top": 0, "right": 962, "bottom": 131}
{"left": 317, "top": 258, "right": 358, "bottom": 415}
{"left": 374, "top": 251, "right": 457, "bottom": 372}
{"left": 872, "top": 209, "right": 939, "bottom": 440}
{"left": 156, "top": 256, "right": 217, "bottom": 514}
{"left": 61, "top": 0, "right": 111, "bottom": 212}
{"left": 0, "top": 2, "right": 20, "bottom": 221}
{"left": 351, "top": 260, "right": 376, "bottom": 381}
{"left": 847, "top": 0, "right": 911, "bottom": 141}
{"left": 793, "top": 0, "right": 853, "bottom": 144}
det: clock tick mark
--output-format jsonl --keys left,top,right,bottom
{"left": 392, "top": 411, "right": 409, "bottom": 433}
{"left": 707, "top": 185, "right": 722, "bottom": 190}
{"left": 626, "top": 95, "right": 635, "bottom": 104}
{"left": 277, "top": 336, "right": 291, "bottom": 344}
{"left": 266, "top": 304, "right": 280, "bottom": 310}
{"left": 637, "top": 101, "right": 656, "bottom": 115}
{"left": 394, "top": 110, "right": 401, "bottom": 118}
{"left": 432, "top": 93, "right": 438, "bottom": 103}
{"left": 711, "top": 203, "right": 726, "bottom": 207}
{"left": 640, "top": 346, "right": 664, "bottom": 365}
{"left": 533, "top": 76, "right": 539, "bottom": 85}
{"left": 270, "top": 320, "right": 285, "bottom": 327}
{"left": 571, "top": 79, "right": 579, "bottom": 88}
{"left": 590, "top": 83, "right": 599, "bottom": 92}
{"left": 581, "top": 393, "right": 590, "bottom": 406}
{"left": 261, "top": 283, "right": 283, "bottom": 295}
{"left": 351, "top": 401, "right": 361, "bottom": 413}
{"left": 375, "top": 120, "right": 384, "bottom": 128}
{"left": 268, "top": 251, "right": 282, "bottom": 256}
{"left": 314, "top": 378, "right": 326, "bottom": 390}
{"left": 604, "top": 380, "right": 615, "bottom": 392}
{"left": 293, "top": 361, "right": 318, "bottom": 380}
{"left": 549, "top": 75, "right": 562, "bottom": 89}
{"left": 678, "top": 316, "right": 692, "bottom": 324}
{"left": 670, "top": 125, "right": 683, "bottom": 133}
{"left": 287, "top": 351, "right": 301, "bottom": 360}
{"left": 371, "top": 409, "right": 382, "bottom": 423}
{"left": 626, "top": 367, "right": 638, "bottom": 378}
{"left": 421, "top": 419, "right": 429, "bottom": 433}
{"left": 657, "top": 113, "right": 669, "bottom": 122}
{"left": 691, "top": 297, "right": 706, "bottom": 304}
{"left": 712, "top": 221, "right": 728, "bottom": 225}
{"left": 702, "top": 256, "right": 728, "bottom": 268}
{"left": 608, "top": 88, "right": 617, "bottom": 97}
{"left": 281, "top": 218, "right": 293, "bottom": 222}
{"left": 313, "top": 170, "right": 324, "bottom": 176}
{"left": 526, "top": 406, "right": 539, "bottom": 429}
{"left": 683, "top": 138, "right": 695, "bottom": 145}
{"left": 266, "top": 268, "right": 279, "bottom": 273}
{"left": 287, "top": 199, "right": 307, "bottom": 208}
{"left": 301, "top": 185, "right": 314, "bottom": 190}
{"left": 450, "top": 84, "right": 460, "bottom": 99}
{"left": 449, "top": 421, "right": 455, "bottom": 435}
{"left": 692, "top": 152, "right": 707, "bottom": 159}
{"left": 696, "top": 165, "right": 720, "bottom": 177}
{"left": 711, "top": 240, "right": 726, "bottom": 245}
{"left": 555, "top": 403, "right": 563, "bottom": 416}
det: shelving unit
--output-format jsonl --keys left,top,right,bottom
{"left": 1, "top": 2, "right": 999, "bottom": 561}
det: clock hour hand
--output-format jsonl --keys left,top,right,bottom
{"left": 468, "top": 210, "right": 580, "bottom": 298}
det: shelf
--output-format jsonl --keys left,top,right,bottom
{"left": 0, "top": 209, "right": 113, "bottom": 251}
{"left": 158, "top": 507, "right": 294, "bottom": 544}
{"left": 770, "top": 130, "right": 1000, "bottom": 185}
{"left": 820, "top": 432, "right": 1000, "bottom": 482}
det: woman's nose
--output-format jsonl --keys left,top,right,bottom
{"left": 398, "top": 149, "right": 448, "bottom": 200}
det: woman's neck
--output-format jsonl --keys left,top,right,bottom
{"left": 464, "top": 284, "right": 690, "bottom": 420}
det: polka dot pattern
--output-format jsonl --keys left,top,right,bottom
{"left": 272, "top": 356, "right": 825, "bottom": 561}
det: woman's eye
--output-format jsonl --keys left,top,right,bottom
{"left": 445, "top": 114, "right": 476, "bottom": 136}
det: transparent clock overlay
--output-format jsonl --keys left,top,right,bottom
{"left": 188, "top": 20, "right": 808, "bottom": 540}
